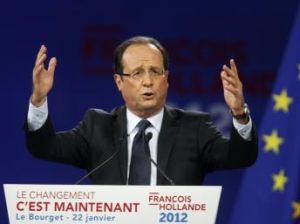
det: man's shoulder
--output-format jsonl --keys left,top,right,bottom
{"left": 83, "top": 106, "right": 125, "bottom": 120}
{"left": 85, "top": 108, "right": 111, "bottom": 116}
{"left": 165, "top": 105, "right": 211, "bottom": 121}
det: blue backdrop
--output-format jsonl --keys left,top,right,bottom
{"left": 0, "top": 0, "right": 299, "bottom": 223}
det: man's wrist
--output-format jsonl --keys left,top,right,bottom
{"left": 31, "top": 94, "right": 46, "bottom": 107}
{"left": 230, "top": 103, "right": 250, "bottom": 124}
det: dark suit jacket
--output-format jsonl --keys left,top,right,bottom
{"left": 25, "top": 106, "right": 258, "bottom": 185}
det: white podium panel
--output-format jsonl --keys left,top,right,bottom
{"left": 4, "top": 184, "right": 221, "bottom": 224}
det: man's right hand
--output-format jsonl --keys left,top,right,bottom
{"left": 31, "top": 45, "right": 57, "bottom": 107}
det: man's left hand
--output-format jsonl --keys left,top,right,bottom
{"left": 221, "top": 59, "right": 246, "bottom": 116}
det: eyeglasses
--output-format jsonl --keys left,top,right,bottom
{"left": 120, "top": 68, "right": 166, "bottom": 81}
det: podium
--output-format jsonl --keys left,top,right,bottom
{"left": 4, "top": 184, "right": 222, "bottom": 224}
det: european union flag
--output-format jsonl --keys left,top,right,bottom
{"left": 229, "top": 5, "right": 300, "bottom": 224}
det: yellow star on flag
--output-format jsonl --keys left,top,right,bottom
{"left": 263, "top": 129, "right": 284, "bottom": 154}
{"left": 272, "top": 89, "right": 293, "bottom": 113}
{"left": 292, "top": 201, "right": 300, "bottom": 219}
{"left": 272, "top": 169, "right": 288, "bottom": 192}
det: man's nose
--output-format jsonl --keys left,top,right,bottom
{"left": 142, "top": 72, "right": 153, "bottom": 86}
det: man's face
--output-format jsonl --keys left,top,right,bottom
{"left": 114, "top": 44, "right": 169, "bottom": 118}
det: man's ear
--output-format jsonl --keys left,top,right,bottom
{"left": 165, "top": 70, "right": 169, "bottom": 89}
{"left": 114, "top": 74, "right": 122, "bottom": 91}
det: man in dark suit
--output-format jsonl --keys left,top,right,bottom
{"left": 25, "top": 36, "right": 258, "bottom": 185}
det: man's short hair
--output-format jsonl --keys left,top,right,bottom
{"left": 113, "top": 36, "right": 169, "bottom": 75}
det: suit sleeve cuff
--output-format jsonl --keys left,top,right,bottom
{"left": 233, "top": 116, "right": 252, "bottom": 141}
{"left": 27, "top": 98, "right": 48, "bottom": 131}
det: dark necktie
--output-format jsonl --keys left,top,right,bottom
{"left": 128, "top": 119, "right": 151, "bottom": 185}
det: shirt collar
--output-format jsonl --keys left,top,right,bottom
{"left": 126, "top": 108, "right": 164, "bottom": 135}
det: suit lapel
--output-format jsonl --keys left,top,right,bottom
{"left": 157, "top": 107, "right": 180, "bottom": 185}
{"left": 112, "top": 106, "right": 128, "bottom": 184}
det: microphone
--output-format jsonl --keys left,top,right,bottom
{"left": 75, "top": 134, "right": 127, "bottom": 185}
{"left": 145, "top": 132, "right": 153, "bottom": 145}
{"left": 144, "top": 132, "right": 175, "bottom": 185}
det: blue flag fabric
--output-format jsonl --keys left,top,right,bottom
{"left": 229, "top": 5, "right": 300, "bottom": 224}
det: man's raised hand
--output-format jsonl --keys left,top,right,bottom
{"left": 31, "top": 45, "right": 57, "bottom": 107}
{"left": 220, "top": 59, "right": 245, "bottom": 115}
